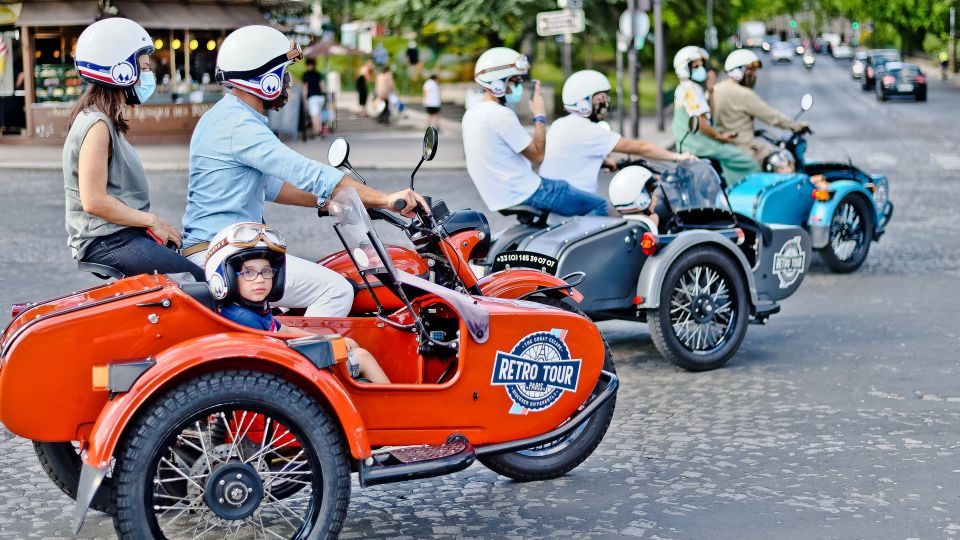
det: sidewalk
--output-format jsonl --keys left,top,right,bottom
{"left": 905, "top": 55, "right": 960, "bottom": 88}
{"left": 0, "top": 100, "right": 674, "bottom": 172}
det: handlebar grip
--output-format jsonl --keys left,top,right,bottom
{"left": 392, "top": 199, "right": 406, "bottom": 211}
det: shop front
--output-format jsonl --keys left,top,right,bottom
{"left": 3, "top": 0, "right": 267, "bottom": 144}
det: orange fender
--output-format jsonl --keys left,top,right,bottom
{"left": 478, "top": 269, "right": 584, "bottom": 303}
{"left": 81, "top": 332, "right": 371, "bottom": 471}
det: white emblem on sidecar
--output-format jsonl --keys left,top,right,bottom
{"left": 491, "top": 329, "right": 581, "bottom": 415}
{"left": 773, "top": 235, "right": 805, "bottom": 289}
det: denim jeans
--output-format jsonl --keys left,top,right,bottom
{"left": 521, "top": 177, "right": 609, "bottom": 217}
{"left": 82, "top": 227, "right": 205, "bottom": 281}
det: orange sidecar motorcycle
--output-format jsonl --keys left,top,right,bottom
{"left": 0, "top": 184, "right": 618, "bottom": 538}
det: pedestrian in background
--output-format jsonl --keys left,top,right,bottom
{"left": 356, "top": 59, "right": 372, "bottom": 117}
{"left": 301, "top": 58, "right": 325, "bottom": 138}
{"left": 406, "top": 40, "right": 421, "bottom": 81}
{"left": 940, "top": 50, "right": 949, "bottom": 80}
{"left": 423, "top": 73, "right": 441, "bottom": 130}
{"left": 375, "top": 66, "right": 396, "bottom": 124}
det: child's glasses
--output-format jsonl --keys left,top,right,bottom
{"left": 236, "top": 268, "right": 276, "bottom": 281}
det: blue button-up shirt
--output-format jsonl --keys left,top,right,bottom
{"left": 182, "top": 93, "right": 345, "bottom": 247}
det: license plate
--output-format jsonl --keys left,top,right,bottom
{"left": 491, "top": 251, "right": 559, "bottom": 275}
{"left": 897, "top": 84, "right": 913, "bottom": 92}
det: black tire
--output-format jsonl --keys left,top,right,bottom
{"left": 648, "top": 247, "right": 749, "bottom": 371}
{"left": 478, "top": 296, "right": 616, "bottom": 482}
{"left": 876, "top": 89, "right": 885, "bottom": 101}
{"left": 917, "top": 91, "right": 927, "bottom": 102}
{"left": 112, "top": 370, "right": 351, "bottom": 540}
{"left": 820, "top": 194, "right": 874, "bottom": 273}
{"left": 33, "top": 441, "right": 115, "bottom": 515}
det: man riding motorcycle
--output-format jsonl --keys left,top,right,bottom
{"left": 182, "top": 25, "right": 427, "bottom": 317}
{"left": 539, "top": 69, "right": 693, "bottom": 195}
{"left": 461, "top": 47, "right": 609, "bottom": 218}
{"left": 713, "top": 49, "right": 811, "bottom": 165}
{"left": 671, "top": 46, "right": 758, "bottom": 184}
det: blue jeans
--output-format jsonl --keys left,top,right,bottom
{"left": 521, "top": 177, "right": 609, "bottom": 217}
{"left": 82, "top": 227, "right": 205, "bottom": 281}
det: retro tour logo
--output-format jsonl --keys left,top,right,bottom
{"left": 773, "top": 235, "right": 806, "bottom": 288}
{"left": 491, "top": 329, "right": 582, "bottom": 415}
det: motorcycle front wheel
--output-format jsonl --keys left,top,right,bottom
{"left": 820, "top": 194, "right": 873, "bottom": 273}
{"left": 478, "top": 296, "right": 616, "bottom": 482}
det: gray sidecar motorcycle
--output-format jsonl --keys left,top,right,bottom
{"left": 484, "top": 159, "right": 811, "bottom": 371}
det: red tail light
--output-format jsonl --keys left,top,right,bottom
{"left": 640, "top": 232, "right": 658, "bottom": 256}
{"left": 882, "top": 75, "right": 895, "bottom": 85}
{"left": 915, "top": 75, "right": 926, "bottom": 84}
{"left": 10, "top": 303, "right": 29, "bottom": 318}
{"left": 812, "top": 188, "right": 833, "bottom": 202}
{"left": 866, "top": 66, "right": 873, "bottom": 77}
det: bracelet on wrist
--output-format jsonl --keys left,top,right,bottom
{"left": 533, "top": 115, "right": 547, "bottom": 125}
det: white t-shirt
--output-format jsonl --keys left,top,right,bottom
{"left": 422, "top": 79, "right": 441, "bottom": 107}
{"left": 539, "top": 114, "right": 622, "bottom": 193}
{"left": 674, "top": 80, "right": 711, "bottom": 117}
{"left": 461, "top": 100, "right": 541, "bottom": 211}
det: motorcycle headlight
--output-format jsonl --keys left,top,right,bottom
{"left": 871, "top": 177, "right": 888, "bottom": 210}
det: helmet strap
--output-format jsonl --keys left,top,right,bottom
{"left": 123, "top": 85, "right": 141, "bottom": 106}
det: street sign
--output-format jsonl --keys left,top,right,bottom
{"left": 537, "top": 9, "right": 585, "bottom": 37}
{"left": 705, "top": 26, "right": 718, "bottom": 51}
{"left": 556, "top": 0, "right": 583, "bottom": 9}
{"left": 619, "top": 10, "right": 650, "bottom": 50}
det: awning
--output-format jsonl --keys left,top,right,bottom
{"left": 0, "top": 3, "right": 22, "bottom": 26}
{"left": 16, "top": 1, "right": 99, "bottom": 27}
{"left": 115, "top": 1, "right": 266, "bottom": 31}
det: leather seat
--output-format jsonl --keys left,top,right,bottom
{"left": 498, "top": 205, "right": 549, "bottom": 226}
{"left": 77, "top": 261, "right": 124, "bottom": 280}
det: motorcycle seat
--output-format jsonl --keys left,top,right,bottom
{"left": 169, "top": 274, "right": 216, "bottom": 311}
{"left": 498, "top": 205, "right": 549, "bottom": 226}
{"left": 78, "top": 261, "right": 124, "bottom": 280}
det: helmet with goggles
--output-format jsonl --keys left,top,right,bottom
{"left": 204, "top": 223, "right": 287, "bottom": 304}
{"left": 609, "top": 166, "right": 657, "bottom": 214}
{"left": 74, "top": 18, "right": 154, "bottom": 102}
{"left": 562, "top": 70, "right": 612, "bottom": 118}
{"left": 215, "top": 25, "right": 302, "bottom": 101}
{"left": 474, "top": 47, "right": 529, "bottom": 98}
{"left": 673, "top": 45, "right": 709, "bottom": 80}
{"left": 724, "top": 49, "right": 762, "bottom": 81}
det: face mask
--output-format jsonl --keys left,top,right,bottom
{"left": 742, "top": 71, "right": 757, "bottom": 88}
{"left": 134, "top": 71, "right": 156, "bottom": 104}
{"left": 505, "top": 81, "right": 523, "bottom": 105}
{"left": 690, "top": 66, "right": 707, "bottom": 83}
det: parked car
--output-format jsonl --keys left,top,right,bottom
{"left": 876, "top": 62, "right": 927, "bottom": 101}
{"left": 861, "top": 49, "right": 902, "bottom": 90}
{"left": 832, "top": 43, "right": 854, "bottom": 59}
{"left": 851, "top": 51, "right": 868, "bottom": 78}
{"left": 771, "top": 41, "right": 795, "bottom": 63}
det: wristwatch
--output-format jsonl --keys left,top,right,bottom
{"left": 533, "top": 115, "right": 547, "bottom": 125}
{"left": 346, "top": 349, "right": 361, "bottom": 378}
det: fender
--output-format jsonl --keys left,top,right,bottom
{"left": 808, "top": 180, "right": 875, "bottom": 249}
{"left": 635, "top": 230, "right": 760, "bottom": 310}
{"left": 478, "top": 268, "right": 583, "bottom": 303}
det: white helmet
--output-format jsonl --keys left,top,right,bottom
{"left": 204, "top": 222, "right": 288, "bottom": 303}
{"left": 673, "top": 45, "right": 708, "bottom": 80}
{"left": 216, "top": 25, "right": 302, "bottom": 101}
{"left": 474, "top": 47, "right": 529, "bottom": 97}
{"left": 562, "top": 70, "right": 611, "bottom": 117}
{"left": 609, "top": 166, "right": 656, "bottom": 214}
{"left": 724, "top": 48, "right": 762, "bottom": 81}
{"left": 75, "top": 18, "right": 153, "bottom": 91}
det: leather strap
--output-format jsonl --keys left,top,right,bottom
{"left": 180, "top": 241, "right": 210, "bottom": 257}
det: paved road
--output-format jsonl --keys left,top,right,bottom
{"left": 1, "top": 54, "right": 959, "bottom": 539}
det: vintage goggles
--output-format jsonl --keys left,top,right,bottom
{"left": 475, "top": 54, "right": 531, "bottom": 79}
{"left": 217, "top": 40, "right": 302, "bottom": 83}
{"left": 227, "top": 224, "right": 287, "bottom": 253}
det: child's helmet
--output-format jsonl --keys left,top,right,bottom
{"left": 204, "top": 222, "right": 287, "bottom": 303}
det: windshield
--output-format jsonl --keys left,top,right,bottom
{"left": 328, "top": 187, "right": 396, "bottom": 276}
{"left": 658, "top": 160, "right": 731, "bottom": 213}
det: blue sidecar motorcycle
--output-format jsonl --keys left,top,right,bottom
{"left": 484, "top": 159, "right": 812, "bottom": 372}
{"left": 726, "top": 94, "right": 894, "bottom": 273}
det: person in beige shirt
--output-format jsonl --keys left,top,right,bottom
{"left": 713, "top": 49, "right": 810, "bottom": 164}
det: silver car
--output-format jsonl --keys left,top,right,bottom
{"left": 851, "top": 51, "right": 867, "bottom": 78}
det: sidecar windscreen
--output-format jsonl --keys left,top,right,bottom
{"left": 658, "top": 160, "right": 732, "bottom": 214}
{"left": 329, "top": 187, "right": 398, "bottom": 278}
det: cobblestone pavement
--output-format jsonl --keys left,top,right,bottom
{"left": 1, "top": 59, "right": 959, "bottom": 538}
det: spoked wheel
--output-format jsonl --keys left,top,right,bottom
{"left": 821, "top": 195, "right": 873, "bottom": 273}
{"left": 33, "top": 441, "right": 115, "bottom": 514}
{"left": 478, "top": 296, "right": 616, "bottom": 481}
{"left": 649, "top": 247, "right": 749, "bottom": 371}
{"left": 112, "top": 371, "right": 351, "bottom": 540}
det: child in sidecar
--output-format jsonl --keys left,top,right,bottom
{"left": 204, "top": 222, "right": 390, "bottom": 383}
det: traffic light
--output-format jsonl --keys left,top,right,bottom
{"left": 789, "top": 19, "right": 797, "bottom": 29}
{"left": 851, "top": 21, "right": 859, "bottom": 30}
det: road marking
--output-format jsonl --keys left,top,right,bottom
{"left": 932, "top": 153, "right": 960, "bottom": 171}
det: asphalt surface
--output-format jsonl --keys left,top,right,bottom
{"left": 1, "top": 53, "right": 959, "bottom": 539}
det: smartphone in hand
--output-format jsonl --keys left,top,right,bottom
{"left": 530, "top": 79, "right": 541, "bottom": 101}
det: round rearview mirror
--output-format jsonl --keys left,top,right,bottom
{"left": 800, "top": 93, "right": 814, "bottom": 111}
{"left": 596, "top": 120, "right": 612, "bottom": 131}
{"left": 422, "top": 126, "right": 439, "bottom": 161}
{"left": 327, "top": 138, "right": 349, "bottom": 167}
{"left": 687, "top": 115, "right": 700, "bottom": 134}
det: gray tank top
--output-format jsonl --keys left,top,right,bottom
{"left": 63, "top": 109, "right": 151, "bottom": 259}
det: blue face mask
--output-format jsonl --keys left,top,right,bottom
{"left": 135, "top": 71, "right": 156, "bottom": 104}
{"left": 690, "top": 66, "right": 708, "bottom": 83}
{"left": 504, "top": 81, "right": 523, "bottom": 105}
